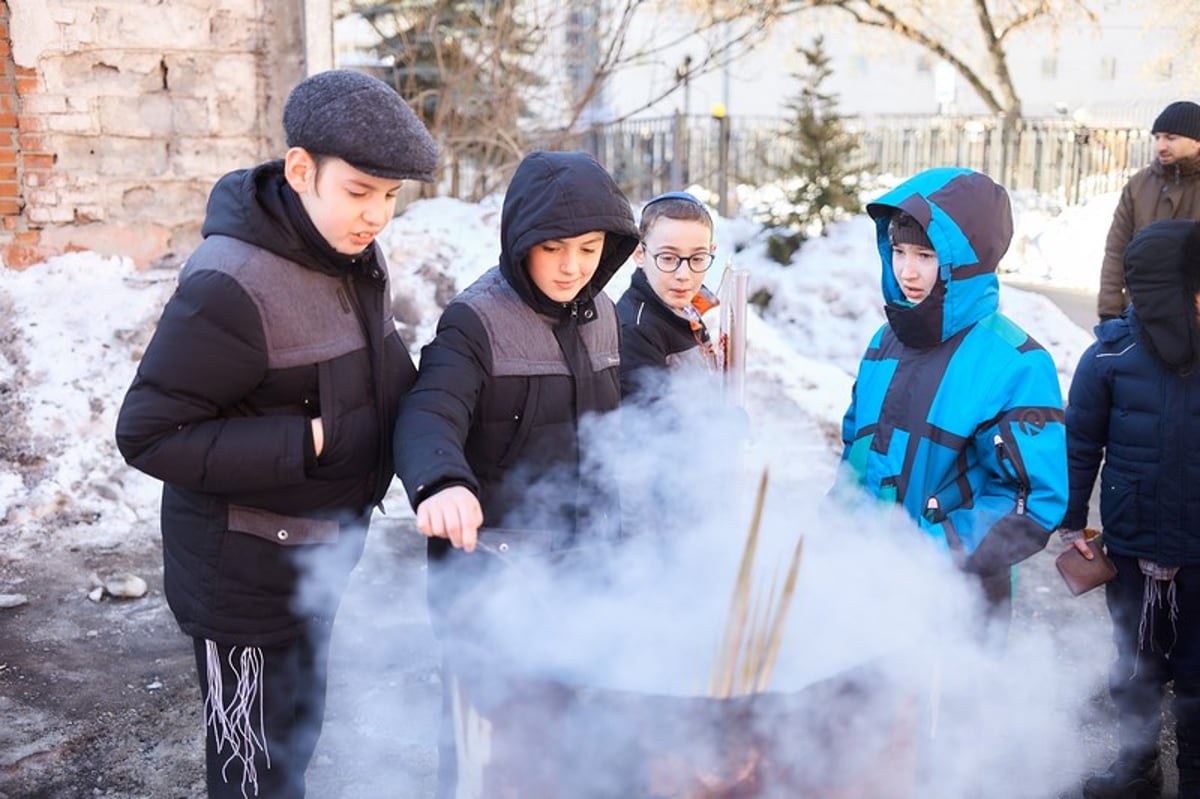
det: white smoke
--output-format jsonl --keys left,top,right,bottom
{"left": 320, "top": 366, "right": 1100, "bottom": 798}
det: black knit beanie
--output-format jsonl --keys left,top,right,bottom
{"left": 283, "top": 69, "right": 439, "bottom": 181}
{"left": 1151, "top": 101, "right": 1200, "bottom": 141}
{"left": 888, "top": 211, "right": 934, "bottom": 250}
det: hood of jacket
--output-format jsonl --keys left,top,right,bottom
{"left": 201, "top": 160, "right": 380, "bottom": 278}
{"left": 866, "top": 167, "right": 1012, "bottom": 347}
{"left": 1123, "top": 218, "right": 1200, "bottom": 372}
{"left": 497, "top": 151, "right": 639, "bottom": 317}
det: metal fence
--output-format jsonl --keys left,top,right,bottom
{"left": 529, "top": 113, "right": 1153, "bottom": 209}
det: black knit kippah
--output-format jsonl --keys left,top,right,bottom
{"left": 1152, "top": 100, "right": 1200, "bottom": 142}
{"left": 283, "top": 69, "right": 439, "bottom": 182}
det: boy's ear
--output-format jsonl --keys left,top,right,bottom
{"left": 283, "top": 147, "right": 317, "bottom": 194}
{"left": 632, "top": 241, "right": 647, "bottom": 269}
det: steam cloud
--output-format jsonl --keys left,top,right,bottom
{"left": 295, "top": 367, "right": 1105, "bottom": 798}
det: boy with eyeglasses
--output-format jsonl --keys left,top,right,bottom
{"left": 616, "top": 191, "right": 720, "bottom": 399}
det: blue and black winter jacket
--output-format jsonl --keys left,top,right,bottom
{"left": 838, "top": 168, "right": 1069, "bottom": 574}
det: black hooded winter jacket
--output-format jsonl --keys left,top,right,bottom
{"left": 393, "top": 151, "right": 639, "bottom": 609}
{"left": 616, "top": 267, "right": 718, "bottom": 398}
{"left": 115, "top": 161, "right": 415, "bottom": 646}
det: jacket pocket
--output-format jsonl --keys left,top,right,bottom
{"left": 1099, "top": 472, "right": 1138, "bottom": 534}
{"left": 497, "top": 381, "right": 540, "bottom": 469}
{"left": 316, "top": 359, "right": 337, "bottom": 460}
{"left": 228, "top": 504, "right": 340, "bottom": 546}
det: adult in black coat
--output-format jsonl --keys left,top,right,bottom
{"left": 1062, "top": 219, "right": 1200, "bottom": 799}
{"left": 115, "top": 70, "right": 437, "bottom": 799}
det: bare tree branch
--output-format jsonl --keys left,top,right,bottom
{"left": 739, "top": 0, "right": 1103, "bottom": 117}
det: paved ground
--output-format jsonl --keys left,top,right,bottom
{"left": 1004, "top": 277, "right": 1100, "bottom": 332}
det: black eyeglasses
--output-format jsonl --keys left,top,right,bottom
{"left": 645, "top": 248, "right": 715, "bottom": 273}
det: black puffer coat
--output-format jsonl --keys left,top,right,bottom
{"left": 1064, "top": 219, "right": 1200, "bottom": 565}
{"left": 615, "top": 267, "right": 718, "bottom": 398}
{"left": 393, "top": 151, "right": 638, "bottom": 602}
{"left": 115, "top": 161, "right": 415, "bottom": 646}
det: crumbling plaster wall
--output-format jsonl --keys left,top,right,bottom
{"left": 1, "top": 0, "right": 307, "bottom": 268}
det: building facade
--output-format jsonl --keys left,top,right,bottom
{"left": 0, "top": 0, "right": 313, "bottom": 268}
{"left": 595, "top": 2, "right": 1188, "bottom": 126}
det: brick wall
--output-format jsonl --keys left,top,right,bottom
{"left": 0, "top": 0, "right": 303, "bottom": 269}
{"left": 0, "top": 3, "right": 34, "bottom": 265}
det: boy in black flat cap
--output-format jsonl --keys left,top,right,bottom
{"left": 115, "top": 69, "right": 438, "bottom": 798}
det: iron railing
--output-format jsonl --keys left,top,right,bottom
{"left": 519, "top": 114, "right": 1151, "bottom": 209}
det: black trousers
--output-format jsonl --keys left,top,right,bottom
{"left": 192, "top": 621, "right": 333, "bottom": 799}
{"left": 436, "top": 660, "right": 457, "bottom": 799}
{"left": 1104, "top": 555, "right": 1200, "bottom": 789}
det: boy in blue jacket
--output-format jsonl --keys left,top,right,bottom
{"left": 1061, "top": 219, "right": 1200, "bottom": 799}
{"left": 837, "top": 167, "right": 1068, "bottom": 631}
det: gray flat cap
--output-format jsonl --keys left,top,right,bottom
{"left": 283, "top": 69, "right": 439, "bottom": 182}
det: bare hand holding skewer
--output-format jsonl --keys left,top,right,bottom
{"left": 416, "top": 485, "right": 483, "bottom": 552}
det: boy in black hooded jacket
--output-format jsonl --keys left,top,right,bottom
{"left": 1062, "top": 219, "right": 1200, "bottom": 799}
{"left": 393, "top": 149, "right": 639, "bottom": 797}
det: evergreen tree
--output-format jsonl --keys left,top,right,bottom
{"left": 765, "top": 35, "right": 868, "bottom": 266}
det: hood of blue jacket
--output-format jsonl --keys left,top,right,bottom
{"left": 866, "top": 167, "right": 1013, "bottom": 343}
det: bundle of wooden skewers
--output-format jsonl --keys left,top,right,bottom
{"left": 707, "top": 469, "right": 806, "bottom": 698}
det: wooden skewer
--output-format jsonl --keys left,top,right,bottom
{"left": 707, "top": 467, "right": 808, "bottom": 698}
{"left": 755, "top": 534, "right": 805, "bottom": 693}
{"left": 709, "top": 468, "right": 770, "bottom": 697}
{"left": 737, "top": 588, "right": 765, "bottom": 695}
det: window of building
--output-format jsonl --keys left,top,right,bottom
{"left": 1041, "top": 56, "right": 1057, "bottom": 79}
{"left": 1099, "top": 56, "right": 1117, "bottom": 81}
